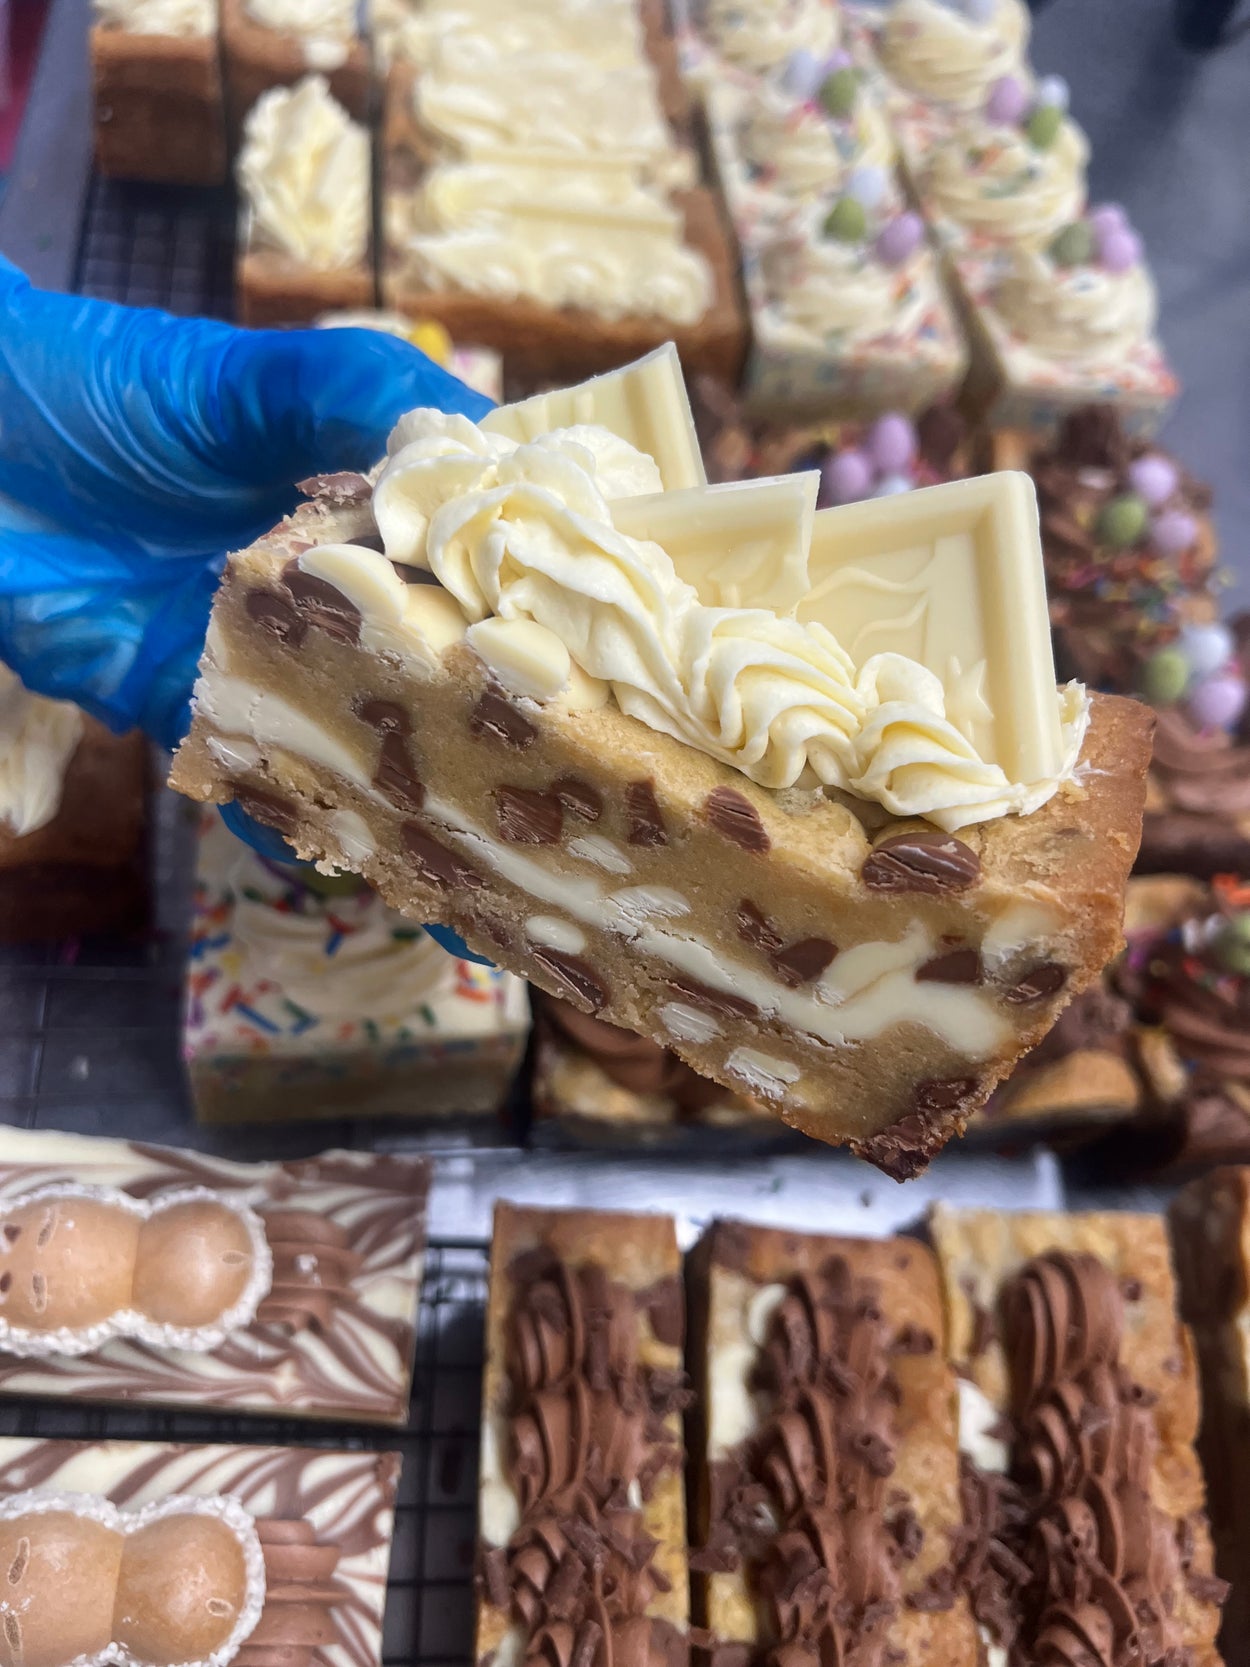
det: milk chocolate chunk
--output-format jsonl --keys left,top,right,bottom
{"left": 916, "top": 948, "right": 982, "bottom": 985}
{"left": 232, "top": 787, "right": 299, "bottom": 840}
{"left": 667, "top": 977, "right": 757, "bottom": 1021}
{"left": 703, "top": 787, "right": 770, "bottom": 854}
{"left": 552, "top": 776, "right": 603, "bottom": 823}
{"left": 772, "top": 938, "right": 837, "bottom": 987}
{"left": 494, "top": 787, "right": 564, "bottom": 846}
{"left": 531, "top": 950, "right": 608, "bottom": 1013}
{"left": 355, "top": 698, "right": 411, "bottom": 736}
{"left": 1003, "top": 962, "right": 1069, "bottom": 1004}
{"left": 296, "top": 472, "right": 373, "bottom": 506}
{"left": 245, "top": 589, "right": 306, "bottom": 647}
{"left": 401, "top": 823, "right": 485, "bottom": 891}
{"left": 626, "top": 780, "right": 667, "bottom": 847}
{"left": 736, "top": 901, "right": 783, "bottom": 956}
{"left": 374, "top": 735, "right": 425, "bottom": 813}
{"left": 862, "top": 833, "right": 981, "bottom": 894}
{"left": 469, "top": 689, "right": 537, "bottom": 750}
{"left": 281, "top": 562, "right": 362, "bottom": 646}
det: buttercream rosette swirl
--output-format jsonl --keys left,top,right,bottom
{"left": 372, "top": 412, "right": 1088, "bottom": 831}
{"left": 879, "top": 0, "right": 1030, "bottom": 111}
{"left": 994, "top": 243, "right": 1158, "bottom": 365}
{"left": 922, "top": 116, "right": 1088, "bottom": 247}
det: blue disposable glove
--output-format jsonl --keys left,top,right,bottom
{"left": 0, "top": 255, "right": 490, "bottom": 748}
{"left": 0, "top": 258, "right": 494, "bottom": 962}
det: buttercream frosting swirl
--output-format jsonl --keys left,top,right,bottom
{"left": 372, "top": 0, "right": 644, "bottom": 71}
{"left": 994, "top": 245, "right": 1158, "bottom": 366}
{"left": 93, "top": 0, "right": 214, "bottom": 34}
{"left": 416, "top": 39, "right": 683, "bottom": 184}
{"left": 736, "top": 82, "right": 895, "bottom": 205}
{"left": 756, "top": 220, "right": 927, "bottom": 345}
{"left": 0, "top": 665, "right": 84, "bottom": 840}
{"left": 879, "top": 0, "right": 1030, "bottom": 110}
{"left": 238, "top": 77, "right": 370, "bottom": 271}
{"left": 393, "top": 159, "right": 712, "bottom": 325}
{"left": 922, "top": 118, "right": 1088, "bottom": 246}
{"left": 228, "top": 853, "right": 449, "bottom": 1023}
{"left": 373, "top": 411, "right": 1089, "bottom": 830}
{"left": 703, "top": 0, "right": 839, "bottom": 74}
{"left": 245, "top": 0, "right": 354, "bottom": 67}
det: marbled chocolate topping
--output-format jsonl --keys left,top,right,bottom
{"left": 487, "top": 1245, "right": 687, "bottom": 1667}
{"left": 956, "top": 1251, "right": 1224, "bottom": 1664}
{"left": 541, "top": 1000, "right": 722, "bottom": 1114}
{"left": 1033, "top": 407, "right": 1216, "bottom": 692}
{"left": 699, "top": 1258, "right": 930, "bottom": 1666}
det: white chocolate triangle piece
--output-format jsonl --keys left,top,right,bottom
{"left": 481, "top": 345, "right": 706, "bottom": 493}
{"left": 800, "top": 472, "right": 1065, "bottom": 784}
{"left": 610, "top": 472, "right": 819, "bottom": 612}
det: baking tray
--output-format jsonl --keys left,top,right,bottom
{"left": 0, "top": 4, "right": 1186, "bottom": 1660}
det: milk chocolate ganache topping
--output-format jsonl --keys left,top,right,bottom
{"left": 483, "top": 1246, "right": 687, "bottom": 1667}
{"left": 957, "top": 1251, "right": 1225, "bottom": 1665}
{"left": 699, "top": 1258, "right": 934, "bottom": 1666}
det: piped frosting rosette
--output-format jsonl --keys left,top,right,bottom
{"left": 92, "top": 0, "right": 214, "bottom": 34}
{"left": 371, "top": 413, "right": 1089, "bottom": 831}
{"left": 0, "top": 1490, "right": 267, "bottom": 1667}
{"left": 994, "top": 210, "right": 1158, "bottom": 366}
{"left": 0, "top": 665, "right": 84, "bottom": 840}
{"left": 878, "top": 0, "right": 1030, "bottom": 111}
{"left": 702, "top": 0, "right": 839, "bottom": 77}
{"left": 922, "top": 113, "right": 1087, "bottom": 247}
{"left": 0, "top": 1184, "right": 273, "bottom": 1357}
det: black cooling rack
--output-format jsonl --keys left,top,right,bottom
{"left": 74, "top": 173, "right": 238, "bottom": 318}
{"left": 0, "top": 1237, "right": 491, "bottom": 1667}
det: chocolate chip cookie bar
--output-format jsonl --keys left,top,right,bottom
{"left": 930, "top": 1205, "right": 1225, "bottom": 1666}
{"left": 685, "top": 1220, "right": 978, "bottom": 1665}
{"left": 475, "top": 1203, "right": 688, "bottom": 1667}
{"left": 1171, "top": 1169, "right": 1250, "bottom": 1655}
{"left": 170, "top": 349, "right": 1153, "bottom": 1172}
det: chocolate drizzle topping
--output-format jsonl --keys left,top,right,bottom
{"left": 488, "top": 1246, "right": 687, "bottom": 1667}
{"left": 701, "top": 1258, "right": 919, "bottom": 1665}
{"left": 955, "top": 1252, "right": 1226, "bottom": 1664}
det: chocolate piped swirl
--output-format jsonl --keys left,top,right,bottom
{"left": 486, "top": 1247, "right": 686, "bottom": 1667}
{"left": 959, "top": 1251, "right": 1223, "bottom": 1666}
{"left": 702, "top": 1258, "right": 923, "bottom": 1667}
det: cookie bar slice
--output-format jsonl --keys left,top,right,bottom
{"left": 930, "top": 1205, "right": 1226, "bottom": 1665}
{"left": 476, "top": 1203, "right": 688, "bottom": 1667}
{"left": 170, "top": 352, "right": 1153, "bottom": 1172}
{"left": 1171, "top": 1169, "right": 1250, "bottom": 1654}
{"left": 686, "top": 1220, "right": 978, "bottom": 1665}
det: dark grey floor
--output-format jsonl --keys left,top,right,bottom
{"left": 1029, "top": 0, "right": 1250, "bottom": 602}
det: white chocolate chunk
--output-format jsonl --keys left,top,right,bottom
{"left": 466, "top": 617, "right": 571, "bottom": 700}
{"left": 726, "top": 1046, "right": 801, "bottom": 1098}
{"left": 746, "top": 1281, "right": 787, "bottom": 1345}
{"left": 196, "top": 673, "right": 370, "bottom": 788}
{"left": 401, "top": 583, "right": 471, "bottom": 655}
{"left": 298, "top": 542, "right": 407, "bottom": 624}
{"left": 607, "top": 886, "right": 691, "bottom": 930}
{"left": 958, "top": 1378, "right": 1009, "bottom": 1474}
{"left": 525, "top": 915, "right": 587, "bottom": 955}
{"left": 562, "top": 662, "right": 611, "bottom": 711}
{"left": 801, "top": 473, "right": 1065, "bottom": 786}
{"left": 481, "top": 345, "right": 706, "bottom": 492}
{"left": 610, "top": 472, "right": 818, "bottom": 612}
{"left": 659, "top": 1002, "right": 721, "bottom": 1046}
{"left": 980, "top": 897, "right": 1063, "bottom": 967}
{"left": 567, "top": 835, "right": 632, "bottom": 874}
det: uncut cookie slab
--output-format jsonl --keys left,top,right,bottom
{"left": 930, "top": 1206, "right": 1225, "bottom": 1666}
{"left": 170, "top": 358, "right": 1152, "bottom": 1173}
{"left": 0, "top": 1128, "right": 428, "bottom": 1425}
{"left": 0, "top": 1434, "right": 398, "bottom": 1667}
{"left": 686, "top": 1220, "right": 978, "bottom": 1664}
{"left": 475, "top": 1204, "right": 687, "bottom": 1667}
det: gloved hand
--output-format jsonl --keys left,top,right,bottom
{"left": 0, "top": 255, "right": 490, "bottom": 749}
{"left": 0, "top": 258, "right": 493, "bottom": 963}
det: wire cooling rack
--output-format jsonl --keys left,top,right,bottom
{"left": 74, "top": 173, "right": 238, "bottom": 317}
{"left": 0, "top": 1237, "right": 491, "bottom": 1667}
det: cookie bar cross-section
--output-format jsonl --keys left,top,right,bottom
{"left": 170, "top": 347, "right": 1153, "bottom": 1172}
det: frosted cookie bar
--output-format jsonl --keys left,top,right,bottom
{"left": 686, "top": 1220, "right": 978, "bottom": 1663}
{"left": 221, "top": 0, "right": 369, "bottom": 135}
{"left": 930, "top": 1206, "right": 1225, "bottom": 1666}
{"left": 1171, "top": 1169, "right": 1250, "bottom": 1653}
{"left": 92, "top": 0, "right": 227, "bottom": 185}
{"left": 0, "top": 1434, "right": 398, "bottom": 1667}
{"left": 0, "top": 1128, "right": 428, "bottom": 1425}
{"left": 475, "top": 1204, "right": 687, "bottom": 1667}
{"left": 185, "top": 807, "right": 529, "bottom": 1124}
{"left": 170, "top": 348, "right": 1153, "bottom": 1173}
{"left": 236, "top": 76, "right": 375, "bottom": 328}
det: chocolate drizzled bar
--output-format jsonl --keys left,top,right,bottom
{"left": 0, "top": 1435, "right": 399, "bottom": 1667}
{"left": 475, "top": 1204, "right": 689, "bottom": 1667}
{"left": 685, "top": 1221, "right": 977, "bottom": 1666}
{"left": 0, "top": 1129, "right": 429, "bottom": 1426}
{"left": 930, "top": 1207, "right": 1225, "bottom": 1667}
